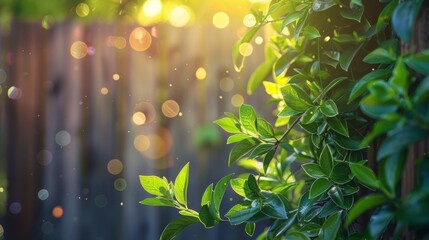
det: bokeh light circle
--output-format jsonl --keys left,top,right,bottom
{"left": 37, "top": 150, "right": 53, "bottom": 166}
{"left": 132, "top": 112, "right": 146, "bottom": 125}
{"left": 114, "top": 178, "right": 127, "bottom": 192}
{"left": 239, "top": 43, "right": 253, "bottom": 57}
{"left": 213, "top": 12, "right": 230, "bottom": 29}
{"left": 162, "top": 100, "right": 180, "bottom": 118}
{"left": 134, "top": 135, "right": 150, "bottom": 152}
{"left": 243, "top": 14, "right": 257, "bottom": 27}
{"left": 0, "top": 69, "right": 7, "bottom": 83}
{"left": 94, "top": 194, "right": 108, "bottom": 208}
{"left": 169, "top": 6, "right": 192, "bottom": 28}
{"left": 129, "top": 27, "right": 152, "bottom": 52}
{"left": 7, "top": 86, "right": 22, "bottom": 100}
{"left": 70, "top": 41, "right": 88, "bottom": 59}
{"left": 107, "top": 159, "right": 123, "bottom": 175}
{"left": 52, "top": 205, "right": 63, "bottom": 218}
{"left": 112, "top": 74, "right": 120, "bottom": 81}
{"left": 76, "top": 3, "right": 90, "bottom": 17}
{"left": 38, "top": 189, "right": 49, "bottom": 201}
{"left": 219, "top": 77, "right": 234, "bottom": 92}
{"left": 100, "top": 87, "right": 108, "bottom": 95}
{"left": 134, "top": 101, "right": 156, "bottom": 124}
{"left": 231, "top": 94, "right": 244, "bottom": 107}
{"left": 195, "top": 67, "right": 207, "bottom": 80}
{"left": 9, "top": 202, "right": 22, "bottom": 215}
{"left": 55, "top": 130, "right": 71, "bottom": 147}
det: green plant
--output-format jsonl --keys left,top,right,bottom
{"left": 140, "top": 0, "right": 429, "bottom": 239}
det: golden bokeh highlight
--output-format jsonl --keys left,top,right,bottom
{"left": 243, "top": 13, "right": 257, "bottom": 27}
{"left": 231, "top": 94, "right": 244, "bottom": 107}
{"left": 162, "top": 100, "right": 180, "bottom": 118}
{"left": 239, "top": 42, "right": 253, "bottom": 57}
{"left": 132, "top": 111, "right": 146, "bottom": 125}
{"left": 169, "top": 6, "right": 192, "bottom": 28}
{"left": 129, "top": 27, "right": 152, "bottom": 52}
{"left": 219, "top": 77, "right": 234, "bottom": 92}
{"left": 195, "top": 67, "right": 207, "bottom": 80}
{"left": 70, "top": 41, "right": 88, "bottom": 59}
{"left": 52, "top": 206, "right": 63, "bottom": 218}
{"left": 134, "top": 135, "right": 150, "bottom": 152}
{"left": 134, "top": 102, "right": 156, "bottom": 124}
{"left": 143, "top": 0, "right": 162, "bottom": 17}
{"left": 76, "top": 3, "right": 90, "bottom": 17}
{"left": 100, "top": 88, "right": 108, "bottom": 95}
{"left": 107, "top": 159, "right": 123, "bottom": 175}
{"left": 112, "top": 74, "right": 120, "bottom": 81}
{"left": 212, "top": 12, "right": 230, "bottom": 29}
{"left": 106, "top": 36, "right": 126, "bottom": 49}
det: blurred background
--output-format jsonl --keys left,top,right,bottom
{"left": 0, "top": 0, "right": 277, "bottom": 239}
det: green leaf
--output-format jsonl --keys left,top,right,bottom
{"left": 300, "top": 223, "right": 321, "bottom": 237}
{"left": 174, "top": 163, "right": 189, "bottom": 206}
{"left": 249, "top": 144, "right": 273, "bottom": 159}
{"left": 201, "top": 184, "right": 213, "bottom": 206}
{"left": 340, "top": 43, "right": 363, "bottom": 71}
{"left": 245, "top": 222, "right": 256, "bottom": 237}
{"left": 342, "top": 184, "right": 359, "bottom": 196}
{"left": 331, "top": 133, "right": 366, "bottom": 150}
{"left": 263, "top": 148, "right": 277, "bottom": 173}
{"left": 139, "top": 175, "right": 170, "bottom": 197}
{"left": 377, "top": 125, "right": 429, "bottom": 160}
{"left": 320, "top": 100, "right": 338, "bottom": 117}
{"left": 380, "top": 151, "right": 406, "bottom": 197}
{"left": 281, "top": 11, "right": 304, "bottom": 30}
{"left": 303, "top": 25, "right": 321, "bottom": 40}
{"left": 230, "top": 178, "right": 246, "bottom": 197}
{"left": 248, "top": 59, "right": 274, "bottom": 94}
{"left": 302, "top": 163, "right": 326, "bottom": 179}
{"left": 225, "top": 202, "right": 261, "bottom": 225}
{"left": 160, "top": 216, "right": 199, "bottom": 240}
{"left": 375, "top": 0, "right": 398, "bottom": 30}
{"left": 361, "top": 95, "right": 398, "bottom": 119}
{"left": 262, "top": 194, "right": 288, "bottom": 219}
{"left": 281, "top": 84, "right": 313, "bottom": 111}
{"left": 361, "top": 114, "right": 404, "bottom": 145}
{"left": 319, "top": 145, "right": 333, "bottom": 175}
{"left": 199, "top": 205, "right": 218, "bottom": 228}
{"left": 229, "top": 138, "right": 258, "bottom": 165}
{"left": 389, "top": 57, "right": 410, "bottom": 94}
{"left": 227, "top": 134, "right": 251, "bottom": 144}
{"left": 320, "top": 77, "right": 348, "bottom": 99}
{"left": 213, "top": 174, "right": 234, "bottom": 214}
{"left": 319, "top": 211, "right": 342, "bottom": 240}
{"left": 349, "top": 162, "right": 378, "bottom": 189}
{"left": 340, "top": 5, "right": 364, "bottom": 22}
{"left": 365, "top": 206, "right": 394, "bottom": 239}
{"left": 328, "top": 186, "right": 345, "bottom": 208}
{"left": 214, "top": 118, "right": 241, "bottom": 133}
{"left": 301, "top": 106, "right": 321, "bottom": 125}
{"left": 278, "top": 106, "right": 301, "bottom": 117}
{"left": 319, "top": 200, "right": 341, "bottom": 218}
{"left": 363, "top": 48, "right": 395, "bottom": 64}
{"left": 239, "top": 104, "right": 258, "bottom": 134}
{"left": 267, "top": 215, "right": 297, "bottom": 238}
{"left": 327, "top": 117, "right": 349, "bottom": 137}
{"left": 312, "top": 0, "right": 336, "bottom": 12}
{"left": 244, "top": 174, "right": 261, "bottom": 200}
{"left": 139, "top": 198, "right": 175, "bottom": 207}
{"left": 298, "top": 192, "right": 317, "bottom": 220}
{"left": 349, "top": 69, "right": 391, "bottom": 103}
{"left": 274, "top": 50, "right": 301, "bottom": 76}
{"left": 330, "top": 163, "right": 352, "bottom": 185}
{"left": 414, "top": 75, "right": 429, "bottom": 103}
{"left": 405, "top": 50, "right": 429, "bottom": 75}
{"left": 233, "top": 25, "right": 262, "bottom": 72}
{"left": 392, "top": 0, "right": 424, "bottom": 43}
{"left": 346, "top": 194, "right": 387, "bottom": 226}
{"left": 286, "top": 231, "right": 311, "bottom": 240}
{"left": 256, "top": 118, "right": 275, "bottom": 138}
{"left": 309, "top": 178, "right": 332, "bottom": 199}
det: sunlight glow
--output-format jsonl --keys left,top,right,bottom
{"left": 143, "top": 0, "right": 162, "bottom": 17}
{"left": 243, "top": 13, "right": 257, "bottom": 27}
{"left": 196, "top": 67, "right": 207, "bottom": 80}
{"left": 169, "top": 6, "right": 192, "bottom": 28}
{"left": 132, "top": 112, "right": 146, "bottom": 125}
